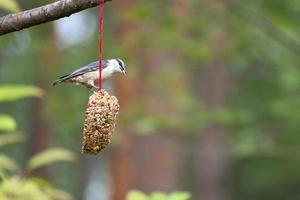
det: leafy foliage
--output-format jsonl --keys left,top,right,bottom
{"left": 0, "top": 85, "right": 43, "bottom": 102}
{"left": 28, "top": 148, "right": 76, "bottom": 171}
{"left": 0, "top": 0, "right": 20, "bottom": 12}
{"left": 126, "top": 190, "right": 191, "bottom": 200}
{"left": 0, "top": 132, "right": 24, "bottom": 147}
{"left": 0, "top": 115, "right": 16, "bottom": 132}
{"left": 0, "top": 84, "right": 75, "bottom": 200}
{"left": 0, "top": 146, "right": 76, "bottom": 199}
{"left": 0, "top": 154, "right": 19, "bottom": 173}
{"left": 1, "top": 0, "right": 300, "bottom": 199}
{"left": 0, "top": 177, "right": 72, "bottom": 200}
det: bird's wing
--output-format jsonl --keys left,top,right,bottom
{"left": 52, "top": 60, "right": 109, "bottom": 85}
{"left": 69, "top": 60, "right": 109, "bottom": 77}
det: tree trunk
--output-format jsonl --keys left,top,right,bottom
{"left": 109, "top": 1, "right": 184, "bottom": 199}
{"left": 196, "top": 61, "right": 230, "bottom": 200}
{"left": 29, "top": 25, "right": 58, "bottom": 178}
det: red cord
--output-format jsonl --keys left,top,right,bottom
{"left": 98, "top": 0, "right": 104, "bottom": 90}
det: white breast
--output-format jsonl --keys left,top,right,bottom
{"left": 102, "top": 65, "right": 115, "bottom": 80}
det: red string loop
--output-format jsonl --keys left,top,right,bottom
{"left": 98, "top": 0, "right": 104, "bottom": 90}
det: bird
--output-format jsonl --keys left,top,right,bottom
{"left": 52, "top": 58, "right": 126, "bottom": 90}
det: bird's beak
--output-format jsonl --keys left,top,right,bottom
{"left": 122, "top": 70, "right": 127, "bottom": 75}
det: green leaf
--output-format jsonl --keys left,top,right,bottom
{"left": 126, "top": 190, "right": 149, "bottom": 200}
{"left": 0, "top": 114, "right": 16, "bottom": 131}
{"left": 28, "top": 178, "right": 73, "bottom": 200}
{"left": 28, "top": 148, "right": 76, "bottom": 171}
{"left": 0, "top": 85, "right": 43, "bottom": 102}
{"left": 0, "top": 132, "right": 25, "bottom": 147}
{"left": 0, "top": 154, "right": 20, "bottom": 172}
{"left": 150, "top": 192, "right": 167, "bottom": 200}
{"left": 50, "top": 189, "right": 73, "bottom": 200}
{"left": 0, "top": 0, "right": 20, "bottom": 12}
{"left": 168, "top": 192, "right": 191, "bottom": 200}
{"left": 0, "top": 177, "right": 52, "bottom": 200}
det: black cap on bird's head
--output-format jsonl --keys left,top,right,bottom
{"left": 116, "top": 58, "right": 126, "bottom": 75}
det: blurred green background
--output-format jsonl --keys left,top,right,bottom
{"left": 1, "top": 0, "right": 300, "bottom": 199}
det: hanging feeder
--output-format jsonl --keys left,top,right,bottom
{"left": 82, "top": 89, "right": 120, "bottom": 154}
{"left": 82, "top": 0, "right": 120, "bottom": 154}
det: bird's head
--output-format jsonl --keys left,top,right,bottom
{"left": 112, "top": 58, "right": 126, "bottom": 75}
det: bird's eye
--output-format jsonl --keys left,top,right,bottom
{"left": 116, "top": 59, "right": 124, "bottom": 71}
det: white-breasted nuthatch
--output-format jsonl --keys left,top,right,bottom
{"left": 53, "top": 58, "right": 126, "bottom": 90}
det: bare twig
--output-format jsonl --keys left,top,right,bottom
{"left": 0, "top": 0, "right": 111, "bottom": 36}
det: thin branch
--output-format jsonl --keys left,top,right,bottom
{"left": 0, "top": 0, "right": 111, "bottom": 36}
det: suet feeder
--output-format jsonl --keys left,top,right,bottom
{"left": 82, "top": 89, "right": 120, "bottom": 155}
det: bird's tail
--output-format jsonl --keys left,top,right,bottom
{"left": 52, "top": 74, "right": 70, "bottom": 86}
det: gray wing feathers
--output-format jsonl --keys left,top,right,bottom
{"left": 70, "top": 60, "right": 109, "bottom": 77}
{"left": 52, "top": 60, "right": 108, "bottom": 86}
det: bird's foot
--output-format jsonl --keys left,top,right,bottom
{"left": 91, "top": 85, "right": 99, "bottom": 92}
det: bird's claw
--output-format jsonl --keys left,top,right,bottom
{"left": 91, "top": 85, "right": 99, "bottom": 92}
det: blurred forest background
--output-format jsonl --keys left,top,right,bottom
{"left": 1, "top": 0, "right": 300, "bottom": 200}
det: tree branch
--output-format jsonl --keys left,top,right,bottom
{"left": 0, "top": 0, "right": 111, "bottom": 36}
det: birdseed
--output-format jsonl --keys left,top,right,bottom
{"left": 82, "top": 89, "right": 120, "bottom": 155}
